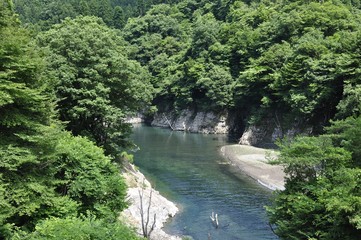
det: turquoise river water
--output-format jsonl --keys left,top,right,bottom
{"left": 131, "top": 124, "right": 278, "bottom": 240}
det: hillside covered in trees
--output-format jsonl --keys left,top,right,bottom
{"left": 1, "top": 0, "right": 361, "bottom": 239}
{"left": 0, "top": 0, "right": 148, "bottom": 239}
{"left": 15, "top": 0, "right": 361, "bottom": 135}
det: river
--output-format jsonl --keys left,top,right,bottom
{"left": 131, "top": 124, "right": 278, "bottom": 240}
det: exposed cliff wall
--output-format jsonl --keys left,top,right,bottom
{"left": 125, "top": 113, "right": 145, "bottom": 124}
{"left": 149, "top": 108, "right": 313, "bottom": 146}
{"left": 239, "top": 118, "right": 313, "bottom": 147}
{"left": 151, "top": 109, "right": 230, "bottom": 134}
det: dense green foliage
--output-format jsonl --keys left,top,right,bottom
{"left": 14, "top": 0, "right": 361, "bottom": 130}
{"left": 120, "top": 0, "right": 361, "bottom": 131}
{"left": 0, "top": 1, "right": 142, "bottom": 239}
{"left": 5, "top": 0, "right": 361, "bottom": 239}
{"left": 13, "top": 217, "right": 141, "bottom": 240}
{"left": 38, "top": 16, "right": 153, "bottom": 157}
{"left": 267, "top": 117, "right": 361, "bottom": 239}
{"left": 121, "top": 0, "right": 361, "bottom": 238}
{"left": 13, "top": 0, "right": 183, "bottom": 30}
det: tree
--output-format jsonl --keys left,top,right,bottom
{"left": 224, "top": 0, "right": 361, "bottom": 132}
{"left": 0, "top": 1, "right": 72, "bottom": 236}
{"left": 1, "top": 3, "right": 134, "bottom": 238}
{"left": 138, "top": 185, "right": 156, "bottom": 239}
{"left": 122, "top": 4, "right": 190, "bottom": 110}
{"left": 52, "top": 132, "right": 129, "bottom": 219}
{"left": 13, "top": 217, "right": 142, "bottom": 240}
{"left": 190, "top": 13, "right": 221, "bottom": 58}
{"left": 267, "top": 116, "right": 361, "bottom": 239}
{"left": 76, "top": 0, "right": 91, "bottom": 16}
{"left": 38, "top": 16, "right": 153, "bottom": 157}
{"left": 136, "top": 0, "right": 146, "bottom": 16}
{"left": 37, "top": 1, "right": 77, "bottom": 30}
{"left": 327, "top": 116, "right": 361, "bottom": 167}
{"left": 113, "top": 6, "right": 126, "bottom": 29}
{"left": 196, "top": 64, "right": 234, "bottom": 108}
{"left": 96, "top": 0, "right": 114, "bottom": 26}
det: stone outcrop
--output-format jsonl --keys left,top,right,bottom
{"left": 120, "top": 164, "right": 181, "bottom": 240}
{"left": 239, "top": 125, "right": 268, "bottom": 146}
{"left": 151, "top": 109, "right": 229, "bottom": 134}
{"left": 124, "top": 113, "right": 145, "bottom": 124}
{"left": 149, "top": 107, "right": 313, "bottom": 146}
{"left": 239, "top": 119, "right": 313, "bottom": 146}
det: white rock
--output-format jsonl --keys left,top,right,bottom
{"left": 120, "top": 165, "right": 181, "bottom": 240}
{"left": 124, "top": 113, "right": 145, "bottom": 124}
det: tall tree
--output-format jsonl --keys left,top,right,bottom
{"left": 136, "top": 0, "right": 146, "bottom": 16}
{"left": 267, "top": 116, "right": 361, "bottom": 239}
{"left": 0, "top": 0, "right": 72, "bottom": 235}
{"left": 38, "top": 16, "right": 153, "bottom": 158}
{"left": 113, "top": 5, "right": 126, "bottom": 29}
{"left": 76, "top": 0, "right": 91, "bottom": 16}
{"left": 97, "top": 0, "right": 114, "bottom": 26}
{"left": 0, "top": 2, "right": 136, "bottom": 238}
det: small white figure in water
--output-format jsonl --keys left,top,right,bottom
{"left": 210, "top": 211, "right": 219, "bottom": 228}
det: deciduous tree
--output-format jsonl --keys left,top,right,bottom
{"left": 38, "top": 16, "right": 153, "bottom": 157}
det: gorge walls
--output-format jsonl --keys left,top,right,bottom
{"left": 151, "top": 109, "right": 229, "bottom": 134}
{"left": 149, "top": 108, "right": 313, "bottom": 147}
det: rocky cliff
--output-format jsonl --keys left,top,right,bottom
{"left": 151, "top": 109, "right": 229, "bottom": 134}
{"left": 239, "top": 118, "right": 313, "bottom": 147}
{"left": 149, "top": 108, "right": 313, "bottom": 146}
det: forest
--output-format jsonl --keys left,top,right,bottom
{"left": 1, "top": 0, "right": 360, "bottom": 239}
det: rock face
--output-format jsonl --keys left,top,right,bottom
{"left": 239, "top": 120, "right": 313, "bottom": 146}
{"left": 120, "top": 164, "right": 181, "bottom": 240}
{"left": 239, "top": 126, "right": 268, "bottom": 146}
{"left": 151, "top": 109, "right": 229, "bottom": 134}
{"left": 124, "top": 113, "right": 145, "bottom": 124}
{"left": 150, "top": 108, "right": 313, "bottom": 146}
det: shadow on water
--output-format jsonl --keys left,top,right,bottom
{"left": 131, "top": 124, "right": 278, "bottom": 240}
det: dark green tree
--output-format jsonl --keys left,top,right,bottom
{"left": 136, "top": 0, "right": 146, "bottom": 16}
{"left": 37, "top": 1, "right": 77, "bottom": 30}
{"left": 14, "top": 217, "right": 142, "bottom": 240}
{"left": 113, "top": 5, "right": 126, "bottom": 29}
{"left": 267, "top": 117, "right": 361, "bottom": 239}
{"left": 327, "top": 116, "right": 361, "bottom": 167}
{"left": 1, "top": 2, "right": 134, "bottom": 238}
{"left": 76, "top": 0, "right": 91, "bottom": 16}
{"left": 97, "top": 0, "right": 114, "bottom": 26}
{"left": 38, "top": 16, "right": 153, "bottom": 157}
{"left": 0, "top": 1, "right": 70, "bottom": 235}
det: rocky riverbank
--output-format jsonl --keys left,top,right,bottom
{"left": 120, "top": 164, "right": 181, "bottom": 240}
{"left": 221, "top": 145, "right": 285, "bottom": 191}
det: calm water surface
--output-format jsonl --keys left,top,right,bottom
{"left": 131, "top": 124, "right": 277, "bottom": 240}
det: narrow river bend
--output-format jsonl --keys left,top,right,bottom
{"left": 131, "top": 124, "right": 278, "bottom": 240}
